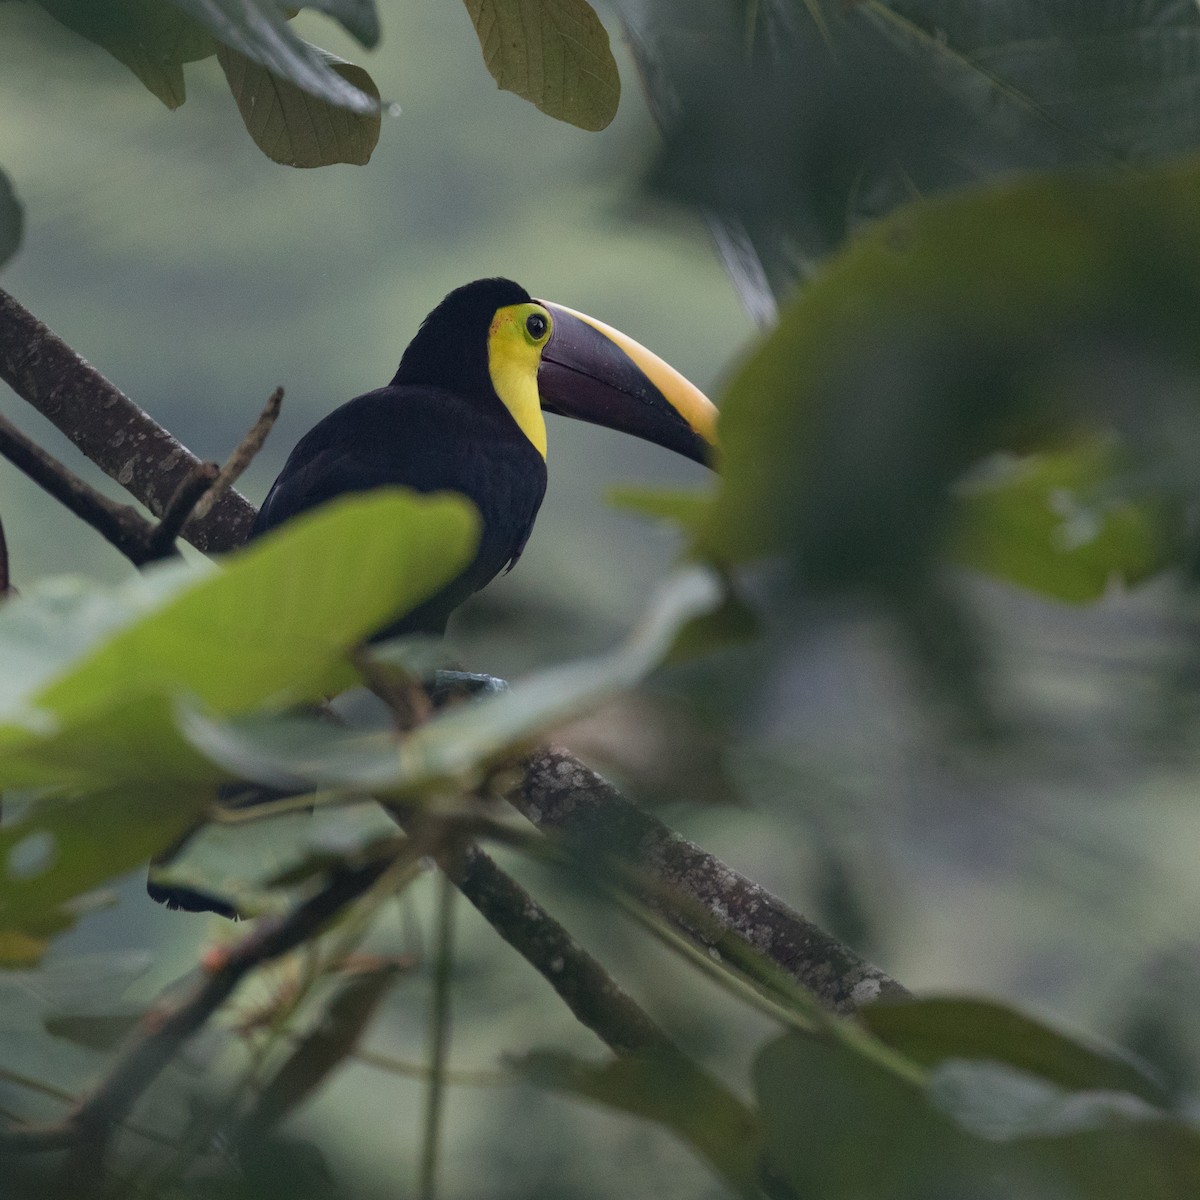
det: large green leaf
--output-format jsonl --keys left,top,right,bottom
{"left": 166, "top": 0, "right": 380, "bottom": 111}
{"left": 696, "top": 161, "right": 1200, "bottom": 602}
{"left": 0, "top": 490, "right": 479, "bottom": 790}
{"left": 0, "top": 785, "right": 210, "bottom": 946}
{"left": 180, "top": 566, "right": 721, "bottom": 794}
{"left": 0, "top": 167, "right": 23, "bottom": 270}
{"left": 217, "top": 43, "right": 382, "bottom": 167}
{"left": 36, "top": 0, "right": 216, "bottom": 108}
{"left": 462, "top": 0, "right": 619, "bottom": 130}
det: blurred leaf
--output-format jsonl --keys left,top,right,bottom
{"left": 0, "top": 929, "right": 50, "bottom": 967}
{"left": 217, "top": 43, "right": 381, "bottom": 167}
{"left": 863, "top": 995, "right": 1168, "bottom": 1106}
{"left": 0, "top": 167, "right": 23, "bottom": 269}
{"left": 0, "top": 491, "right": 478, "bottom": 790}
{"left": 0, "top": 785, "right": 208, "bottom": 944}
{"left": 636, "top": 0, "right": 1200, "bottom": 300}
{"left": 462, "top": 0, "right": 619, "bottom": 130}
{"left": 235, "top": 1134, "right": 345, "bottom": 1200}
{"left": 36, "top": 0, "right": 216, "bottom": 108}
{"left": 243, "top": 964, "right": 401, "bottom": 1135}
{"left": 606, "top": 485, "right": 711, "bottom": 533}
{"left": 930, "top": 1059, "right": 1200, "bottom": 1199}
{"left": 758, "top": 1029, "right": 1200, "bottom": 1199}
{"left": 180, "top": 566, "right": 721, "bottom": 793}
{"left": 43, "top": 1012, "right": 143, "bottom": 1051}
{"left": 518, "top": 1049, "right": 763, "bottom": 1197}
{"left": 755, "top": 1032, "right": 979, "bottom": 1199}
{"left": 166, "top": 0, "right": 380, "bottom": 111}
{"left": 950, "top": 444, "right": 1176, "bottom": 602}
{"left": 696, "top": 162, "right": 1200, "bottom": 602}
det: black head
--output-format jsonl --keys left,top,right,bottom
{"left": 392, "top": 278, "right": 532, "bottom": 393}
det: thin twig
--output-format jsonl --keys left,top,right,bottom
{"left": 0, "top": 286, "right": 256, "bottom": 552}
{"left": 0, "top": 855, "right": 398, "bottom": 1173}
{"left": 0, "top": 511, "right": 9, "bottom": 596}
{"left": 143, "top": 461, "right": 220, "bottom": 561}
{"left": 191, "top": 386, "right": 282, "bottom": 522}
{"left": 0, "top": 410, "right": 162, "bottom": 566}
{"left": 418, "top": 871, "right": 457, "bottom": 1200}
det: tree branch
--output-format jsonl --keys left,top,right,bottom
{"left": 0, "top": 286, "right": 256, "bottom": 553}
{"left": 516, "top": 747, "right": 908, "bottom": 1014}
{"left": 0, "top": 409, "right": 163, "bottom": 565}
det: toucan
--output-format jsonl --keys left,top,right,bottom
{"left": 148, "top": 279, "right": 717, "bottom": 915}
{"left": 252, "top": 277, "right": 718, "bottom": 637}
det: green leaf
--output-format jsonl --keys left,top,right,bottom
{"left": 863, "top": 995, "right": 1168, "bottom": 1106}
{"left": 0, "top": 491, "right": 479, "bottom": 790}
{"left": 949, "top": 444, "right": 1176, "bottom": 603}
{"left": 696, "top": 162, "right": 1200, "bottom": 599}
{"left": 217, "top": 43, "right": 382, "bottom": 167}
{"left": 166, "top": 0, "right": 380, "bottom": 111}
{"left": 462, "top": 0, "right": 619, "bottom": 130}
{"left": 0, "top": 167, "right": 23, "bottom": 270}
{"left": 606, "top": 485, "right": 711, "bottom": 533}
{"left": 36, "top": 0, "right": 216, "bottom": 108}
{"left": 755, "top": 1032, "right": 978, "bottom": 1199}
{"left": 518, "top": 1049, "right": 763, "bottom": 1197}
{"left": 929, "top": 1059, "right": 1200, "bottom": 1199}
{"left": 0, "top": 785, "right": 209, "bottom": 941}
{"left": 180, "top": 566, "right": 722, "bottom": 794}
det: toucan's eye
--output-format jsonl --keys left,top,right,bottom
{"left": 526, "top": 312, "right": 549, "bottom": 341}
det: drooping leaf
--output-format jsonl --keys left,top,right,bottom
{"left": 462, "top": 0, "right": 619, "bottom": 130}
{"left": 863, "top": 995, "right": 1168, "bottom": 1106}
{"left": 180, "top": 566, "right": 721, "bottom": 794}
{"left": 0, "top": 491, "right": 479, "bottom": 791}
{"left": 0, "top": 167, "right": 23, "bottom": 269}
{"left": 36, "top": 0, "right": 216, "bottom": 108}
{"left": 217, "top": 43, "right": 382, "bottom": 166}
{"left": 518, "top": 1049, "right": 763, "bottom": 1197}
{"left": 166, "top": 0, "right": 380, "bottom": 111}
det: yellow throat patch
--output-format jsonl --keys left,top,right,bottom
{"left": 487, "top": 302, "right": 550, "bottom": 459}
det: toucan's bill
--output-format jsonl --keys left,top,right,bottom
{"left": 536, "top": 302, "right": 719, "bottom": 468}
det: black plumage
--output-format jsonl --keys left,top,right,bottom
{"left": 252, "top": 278, "right": 548, "bottom": 637}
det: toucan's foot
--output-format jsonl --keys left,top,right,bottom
{"left": 428, "top": 670, "right": 509, "bottom": 707}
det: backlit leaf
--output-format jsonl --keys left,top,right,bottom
{"left": 218, "top": 43, "right": 382, "bottom": 167}
{"left": 462, "top": 0, "right": 619, "bottom": 130}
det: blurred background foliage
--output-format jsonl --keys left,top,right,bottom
{"left": 7, "top": 0, "right": 1200, "bottom": 1197}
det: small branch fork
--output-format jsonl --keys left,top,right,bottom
{"left": 0, "top": 386, "right": 280, "bottom": 566}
